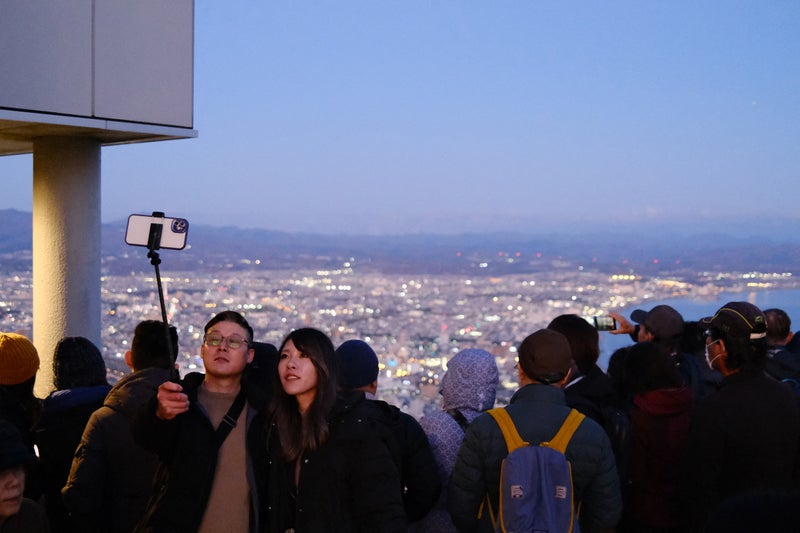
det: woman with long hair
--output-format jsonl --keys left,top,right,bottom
{"left": 266, "top": 327, "right": 405, "bottom": 532}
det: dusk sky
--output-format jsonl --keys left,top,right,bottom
{"left": 2, "top": 1, "right": 798, "bottom": 236}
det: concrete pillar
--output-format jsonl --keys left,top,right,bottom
{"left": 32, "top": 137, "right": 101, "bottom": 397}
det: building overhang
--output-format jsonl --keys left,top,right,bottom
{"left": 0, "top": 109, "right": 197, "bottom": 157}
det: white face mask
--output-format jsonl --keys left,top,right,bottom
{"left": 705, "top": 339, "right": 723, "bottom": 369}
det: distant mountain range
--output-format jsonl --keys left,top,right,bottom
{"left": 1, "top": 208, "right": 799, "bottom": 275}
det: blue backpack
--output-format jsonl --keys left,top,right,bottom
{"left": 485, "top": 408, "right": 584, "bottom": 533}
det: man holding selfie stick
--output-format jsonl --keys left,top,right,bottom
{"left": 132, "top": 311, "right": 267, "bottom": 533}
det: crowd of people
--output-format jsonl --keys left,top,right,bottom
{"left": 1, "top": 300, "right": 800, "bottom": 532}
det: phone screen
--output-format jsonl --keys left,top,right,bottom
{"left": 593, "top": 316, "right": 616, "bottom": 331}
{"left": 125, "top": 214, "right": 189, "bottom": 250}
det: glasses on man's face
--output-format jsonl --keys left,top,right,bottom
{"left": 204, "top": 332, "right": 249, "bottom": 350}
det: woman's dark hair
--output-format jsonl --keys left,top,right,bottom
{"left": 53, "top": 336, "right": 108, "bottom": 390}
{"left": 203, "top": 310, "right": 253, "bottom": 343}
{"left": 547, "top": 314, "right": 600, "bottom": 374}
{"left": 706, "top": 326, "right": 767, "bottom": 373}
{"left": 624, "top": 341, "right": 682, "bottom": 394}
{"left": 270, "top": 327, "right": 338, "bottom": 462}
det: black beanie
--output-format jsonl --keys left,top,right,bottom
{"left": 335, "top": 340, "right": 379, "bottom": 389}
{"left": 0, "top": 420, "right": 36, "bottom": 470}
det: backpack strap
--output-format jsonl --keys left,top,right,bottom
{"left": 213, "top": 388, "right": 247, "bottom": 450}
{"left": 487, "top": 408, "right": 528, "bottom": 454}
{"left": 542, "top": 409, "right": 585, "bottom": 453}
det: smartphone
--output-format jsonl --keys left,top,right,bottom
{"left": 593, "top": 316, "right": 617, "bottom": 331}
{"left": 125, "top": 214, "right": 189, "bottom": 250}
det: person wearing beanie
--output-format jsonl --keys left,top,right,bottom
{"left": 334, "top": 339, "right": 440, "bottom": 524}
{"left": 683, "top": 302, "right": 800, "bottom": 530}
{"left": 0, "top": 420, "right": 49, "bottom": 532}
{"left": 33, "top": 337, "right": 110, "bottom": 533}
{"left": 449, "top": 329, "right": 622, "bottom": 532}
{"left": 0, "top": 333, "right": 42, "bottom": 501}
{"left": 0, "top": 333, "right": 40, "bottom": 388}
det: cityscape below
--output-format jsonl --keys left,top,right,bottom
{"left": 2, "top": 237, "right": 797, "bottom": 419}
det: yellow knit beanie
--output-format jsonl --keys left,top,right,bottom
{"left": 0, "top": 332, "right": 40, "bottom": 385}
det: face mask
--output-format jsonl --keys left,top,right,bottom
{"left": 705, "top": 339, "right": 723, "bottom": 369}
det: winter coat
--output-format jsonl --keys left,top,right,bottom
{"left": 417, "top": 348, "right": 498, "bottom": 532}
{"left": 265, "top": 393, "right": 407, "bottom": 533}
{"left": 62, "top": 367, "right": 173, "bottom": 533}
{"left": 565, "top": 364, "right": 632, "bottom": 503}
{"left": 564, "top": 363, "right": 620, "bottom": 419}
{"left": 684, "top": 370, "right": 800, "bottom": 530}
{"left": 628, "top": 385, "right": 693, "bottom": 529}
{"left": 132, "top": 372, "right": 267, "bottom": 533}
{"left": 0, "top": 384, "right": 42, "bottom": 499}
{"left": 448, "top": 384, "right": 622, "bottom": 533}
{"left": 35, "top": 384, "right": 110, "bottom": 533}
{"left": 346, "top": 392, "right": 440, "bottom": 522}
{"left": 0, "top": 498, "right": 50, "bottom": 533}
{"left": 765, "top": 346, "right": 800, "bottom": 382}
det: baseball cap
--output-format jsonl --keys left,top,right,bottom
{"left": 700, "top": 302, "right": 767, "bottom": 341}
{"left": 630, "top": 305, "right": 684, "bottom": 342}
{"left": 518, "top": 329, "right": 572, "bottom": 384}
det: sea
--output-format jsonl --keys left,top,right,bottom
{"left": 596, "top": 288, "right": 800, "bottom": 370}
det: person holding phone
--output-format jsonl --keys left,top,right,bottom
{"left": 607, "top": 305, "right": 706, "bottom": 404}
{"left": 132, "top": 311, "right": 268, "bottom": 533}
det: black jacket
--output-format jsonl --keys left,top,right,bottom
{"left": 347, "top": 394, "right": 441, "bottom": 522}
{"left": 63, "top": 367, "right": 173, "bottom": 533}
{"left": 265, "top": 392, "right": 407, "bottom": 533}
{"left": 684, "top": 370, "right": 800, "bottom": 530}
{"left": 133, "top": 372, "right": 267, "bottom": 533}
{"left": 35, "top": 384, "right": 110, "bottom": 533}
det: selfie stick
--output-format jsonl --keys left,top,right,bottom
{"left": 145, "top": 211, "right": 177, "bottom": 371}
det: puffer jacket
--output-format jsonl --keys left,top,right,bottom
{"left": 448, "top": 384, "right": 622, "bottom": 533}
{"left": 36, "top": 383, "right": 110, "bottom": 532}
{"left": 345, "top": 392, "right": 440, "bottom": 522}
{"left": 62, "top": 367, "right": 173, "bottom": 533}
{"left": 266, "top": 392, "right": 407, "bottom": 533}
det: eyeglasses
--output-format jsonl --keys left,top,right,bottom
{"left": 204, "top": 333, "right": 250, "bottom": 350}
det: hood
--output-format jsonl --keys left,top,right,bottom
{"left": 633, "top": 386, "right": 694, "bottom": 416}
{"left": 441, "top": 349, "right": 499, "bottom": 413}
{"left": 103, "top": 367, "right": 174, "bottom": 418}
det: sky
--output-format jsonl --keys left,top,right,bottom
{"left": 2, "top": 1, "right": 799, "bottom": 236}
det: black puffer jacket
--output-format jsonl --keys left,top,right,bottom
{"left": 132, "top": 372, "right": 268, "bottom": 533}
{"left": 265, "top": 391, "right": 407, "bottom": 533}
{"left": 345, "top": 393, "right": 440, "bottom": 522}
{"left": 36, "top": 383, "right": 110, "bottom": 532}
{"left": 62, "top": 367, "right": 172, "bottom": 533}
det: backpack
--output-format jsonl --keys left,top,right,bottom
{"left": 485, "top": 408, "right": 585, "bottom": 533}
